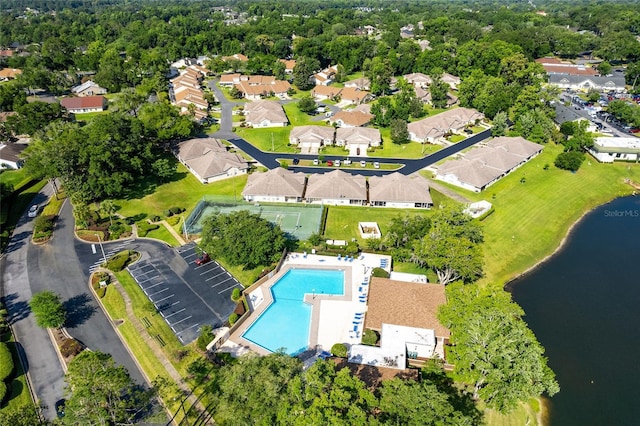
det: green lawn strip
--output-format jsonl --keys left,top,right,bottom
{"left": 235, "top": 127, "right": 296, "bottom": 153}
{"left": 423, "top": 144, "right": 640, "bottom": 287}
{"left": 145, "top": 225, "right": 181, "bottom": 247}
{"left": 215, "top": 258, "right": 263, "bottom": 288}
{"left": 484, "top": 399, "right": 542, "bottom": 426}
{"left": 1, "top": 334, "right": 33, "bottom": 410}
{"left": 282, "top": 102, "right": 323, "bottom": 126}
{"left": 0, "top": 168, "right": 34, "bottom": 191}
{"left": 325, "top": 205, "right": 430, "bottom": 243}
{"left": 447, "top": 134, "right": 466, "bottom": 143}
{"left": 372, "top": 140, "right": 441, "bottom": 159}
{"left": 73, "top": 111, "right": 110, "bottom": 122}
{"left": 113, "top": 165, "right": 247, "bottom": 219}
{"left": 41, "top": 192, "right": 66, "bottom": 216}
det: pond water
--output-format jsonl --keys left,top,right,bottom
{"left": 509, "top": 196, "right": 640, "bottom": 425}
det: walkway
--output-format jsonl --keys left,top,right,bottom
{"left": 104, "top": 271, "right": 207, "bottom": 420}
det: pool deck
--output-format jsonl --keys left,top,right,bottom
{"left": 223, "top": 252, "right": 392, "bottom": 357}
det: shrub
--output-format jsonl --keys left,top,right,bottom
{"left": 34, "top": 215, "right": 54, "bottom": 233}
{"left": 308, "top": 232, "right": 322, "bottom": 246}
{"left": 330, "top": 343, "right": 347, "bottom": 358}
{"left": 371, "top": 267, "right": 390, "bottom": 278}
{"left": 166, "top": 215, "right": 181, "bottom": 226}
{"left": 197, "top": 325, "right": 215, "bottom": 351}
{"left": 169, "top": 206, "right": 184, "bottom": 215}
{"left": 345, "top": 241, "right": 359, "bottom": 256}
{"left": 163, "top": 209, "right": 173, "bottom": 217}
{"left": 150, "top": 215, "right": 161, "bottom": 222}
{"left": 59, "top": 338, "right": 84, "bottom": 358}
{"left": 0, "top": 342, "right": 13, "bottom": 381}
{"left": 554, "top": 151, "right": 585, "bottom": 172}
{"left": 231, "top": 288, "right": 241, "bottom": 302}
{"left": 136, "top": 221, "right": 159, "bottom": 237}
{"left": 106, "top": 250, "right": 131, "bottom": 271}
{"left": 228, "top": 313, "right": 239, "bottom": 326}
{"left": 362, "top": 329, "right": 379, "bottom": 346}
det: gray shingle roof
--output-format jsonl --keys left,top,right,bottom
{"left": 368, "top": 173, "right": 432, "bottom": 204}
{"left": 305, "top": 169, "right": 367, "bottom": 200}
{"left": 242, "top": 168, "right": 306, "bottom": 198}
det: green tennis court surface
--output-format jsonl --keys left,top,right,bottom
{"left": 185, "top": 197, "right": 322, "bottom": 240}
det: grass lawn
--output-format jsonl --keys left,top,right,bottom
{"left": 73, "top": 111, "right": 110, "bottom": 122}
{"left": 113, "top": 164, "right": 248, "bottom": 220}
{"left": 145, "top": 224, "right": 181, "bottom": 247}
{"left": 421, "top": 144, "right": 640, "bottom": 287}
{"left": 373, "top": 131, "right": 442, "bottom": 158}
{"left": 447, "top": 134, "right": 466, "bottom": 143}
{"left": 325, "top": 205, "right": 431, "bottom": 243}
{"left": 0, "top": 168, "right": 34, "bottom": 191}
{"left": 235, "top": 127, "right": 296, "bottom": 153}
{"left": 282, "top": 102, "right": 327, "bottom": 127}
{"left": 42, "top": 191, "right": 66, "bottom": 216}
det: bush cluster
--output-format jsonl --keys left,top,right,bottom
{"left": 0, "top": 341, "right": 13, "bottom": 402}
{"left": 330, "top": 343, "right": 347, "bottom": 358}
{"left": 60, "top": 338, "right": 84, "bottom": 358}
{"left": 136, "top": 221, "right": 159, "bottom": 237}
{"left": 228, "top": 313, "right": 239, "bottom": 326}
{"left": 106, "top": 250, "right": 132, "bottom": 271}
{"left": 33, "top": 214, "right": 55, "bottom": 240}
{"left": 371, "top": 267, "right": 390, "bottom": 278}
{"left": 231, "top": 288, "right": 242, "bottom": 302}
{"left": 196, "top": 325, "right": 215, "bottom": 352}
{"left": 166, "top": 215, "right": 181, "bottom": 226}
{"left": 362, "top": 329, "right": 379, "bottom": 346}
{"left": 163, "top": 206, "right": 184, "bottom": 217}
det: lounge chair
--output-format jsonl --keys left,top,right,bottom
{"left": 337, "top": 254, "right": 341, "bottom": 260}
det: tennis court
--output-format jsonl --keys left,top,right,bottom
{"left": 185, "top": 198, "right": 323, "bottom": 240}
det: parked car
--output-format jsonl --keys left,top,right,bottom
{"left": 292, "top": 158, "right": 299, "bottom": 165}
{"left": 195, "top": 253, "right": 211, "bottom": 266}
{"left": 334, "top": 159, "right": 341, "bottom": 167}
{"left": 373, "top": 162, "right": 380, "bottom": 169}
{"left": 28, "top": 204, "right": 39, "bottom": 218}
{"left": 313, "top": 158, "right": 319, "bottom": 165}
{"left": 464, "top": 128, "right": 473, "bottom": 134}
{"left": 327, "top": 160, "right": 333, "bottom": 166}
{"left": 360, "top": 160, "right": 366, "bottom": 167}
{"left": 343, "top": 158, "right": 352, "bottom": 166}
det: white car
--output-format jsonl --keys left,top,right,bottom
{"left": 313, "top": 159, "right": 319, "bottom": 165}
{"left": 28, "top": 204, "right": 39, "bottom": 218}
{"left": 373, "top": 162, "right": 380, "bottom": 169}
{"left": 334, "top": 159, "right": 341, "bottom": 167}
{"left": 360, "top": 161, "right": 366, "bottom": 167}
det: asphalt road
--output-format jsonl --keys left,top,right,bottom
{"left": 1, "top": 183, "right": 65, "bottom": 420}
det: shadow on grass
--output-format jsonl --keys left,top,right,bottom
{"left": 120, "top": 168, "right": 188, "bottom": 201}
{"left": 63, "top": 293, "right": 97, "bottom": 328}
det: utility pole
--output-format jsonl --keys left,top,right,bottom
{"left": 95, "top": 233, "right": 107, "bottom": 265}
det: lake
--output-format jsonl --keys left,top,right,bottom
{"left": 509, "top": 195, "right": 640, "bottom": 425}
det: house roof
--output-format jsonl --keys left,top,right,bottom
{"left": 177, "top": 137, "right": 226, "bottom": 161}
{"left": 71, "top": 80, "right": 104, "bottom": 94}
{"left": 174, "top": 87, "right": 208, "bottom": 109}
{"left": 335, "top": 127, "right": 381, "bottom": 144}
{"left": 0, "top": 68, "right": 22, "bottom": 79}
{"left": 487, "top": 136, "right": 544, "bottom": 158}
{"left": 340, "top": 87, "right": 370, "bottom": 102}
{"left": 329, "top": 110, "right": 373, "bottom": 127}
{"left": 368, "top": 173, "right": 432, "bottom": 204}
{"left": 242, "top": 167, "right": 306, "bottom": 198}
{"left": 222, "top": 53, "right": 248, "bottom": 62}
{"left": 305, "top": 169, "right": 367, "bottom": 200}
{"left": 0, "top": 143, "right": 26, "bottom": 163}
{"left": 244, "top": 100, "right": 288, "bottom": 124}
{"left": 311, "top": 85, "right": 342, "bottom": 98}
{"left": 441, "top": 73, "right": 461, "bottom": 88}
{"left": 177, "top": 138, "right": 248, "bottom": 179}
{"left": 344, "top": 77, "right": 370, "bottom": 89}
{"left": 60, "top": 95, "right": 106, "bottom": 110}
{"left": 279, "top": 59, "right": 296, "bottom": 70}
{"left": 403, "top": 72, "right": 431, "bottom": 87}
{"left": 408, "top": 108, "right": 484, "bottom": 139}
{"left": 364, "top": 278, "right": 450, "bottom": 338}
{"left": 171, "top": 74, "right": 201, "bottom": 89}
{"left": 219, "top": 73, "right": 241, "bottom": 84}
{"left": 289, "top": 125, "right": 335, "bottom": 143}
{"left": 235, "top": 80, "right": 291, "bottom": 96}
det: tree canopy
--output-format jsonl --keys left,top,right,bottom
{"left": 29, "top": 290, "right": 66, "bottom": 328}
{"left": 200, "top": 210, "right": 287, "bottom": 269}
{"left": 439, "top": 282, "right": 559, "bottom": 413}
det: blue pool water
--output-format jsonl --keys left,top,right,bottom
{"left": 242, "top": 269, "right": 344, "bottom": 355}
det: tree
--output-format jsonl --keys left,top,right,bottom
{"left": 200, "top": 210, "right": 287, "bottom": 269}
{"left": 390, "top": 119, "right": 409, "bottom": 144}
{"left": 429, "top": 74, "right": 450, "bottom": 109}
{"left": 13, "top": 101, "right": 69, "bottom": 135}
{"left": 100, "top": 200, "right": 116, "bottom": 227}
{"left": 439, "top": 283, "right": 559, "bottom": 412}
{"left": 138, "top": 101, "right": 195, "bottom": 143}
{"left": 273, "top": 60, "right": 286, "bottom": 81}
{"left": 597, "top": 61, "right": 612, "bottom": 76}
{"left": 0, "top": 404, "right": 44, "bottom": 426}
{"left": 415, "top": 205, "right": 483, "bottom": 285}
{"left": 293, "top": 56, "right": 320, "bottom": 90}
{"left": 365, "top": 57, "right": 393, "bottom": 96}
{"left": 64, "top": 351, "right": 153, "bottom": 425}
{"left": 491, "top": 111, "right": 508, "bottom": 137}
{"left": 151, "top": 157, "right": 176, "bottom": 182}
{"left": 0, "top": 341, "right": 13, "bottom": 381}
{"left": 554, "top": 151, "right": 585, "bottom": 172}
{"left": 297, "top": 95, "right": 317, "bottom": 114}
{"left": 29, "top": 290, "right": 66, "bottom": 328}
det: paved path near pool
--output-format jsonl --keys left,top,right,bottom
{"left": 222, "top": 253, "right": 392, "bottom": 356}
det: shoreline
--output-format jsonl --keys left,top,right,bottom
{"left": 502, "top": 193, "right": 632, "bottom": 292}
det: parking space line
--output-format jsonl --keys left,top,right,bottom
{"left": 176, "top": 323, "right": 201, "bottom": 335}
{"left": 205, "top": 271, "right": 228, "bottom": 282}
{"left": 170, "top": 315, "right": 193, "bottom": 326}
{"left": 155, "top": 293, "right": 175, "bottom": 303}
{"left": 200, "top": 267, "right": 222, "bottom": 276}
{"left": 148, "top": 287, "right": 169, "bottom": 297}
{"left": 211, "top": 277, "right": 233, "bottom": 288}
{"left": 183, "top": 253, "right": 197, "bottom": 259}
{"left": 143, "top": 282, "right": 164, "bottom": 290}
{"left": 163, "top": 308, "right": 186, "bottom": 319}
{"left": 219, "top": 283, "right": 240, "bottom": 294}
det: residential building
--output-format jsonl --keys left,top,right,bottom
{"left": 313, "top": 65, "right": 338, "bottom": 86}
{"left": 0, "top": 143, "right": 26, "bottom": 169}
{"left": 368, "top": 173, "right": 433, "bottom": 209}
{"left": 349, "top": 278, "right": 450, "bottom": 370}
{"left": 234, "top": 79, "right": 291, "bottom": 100}
{"left": 170, "top": 65, "right": 209, "bottom": 122}
{"left": 335, "top": 127, "right": 381, "bottom": 156}
{"left": 435, "top": 136, "right": 543, "bottom": 192}
{"left": 588, "top": 137, "right": 640, "bottom": 163}
{"left": 244, "top": 100, "right": 288, "bottom": 127}
{"left": 71, "top": 80, "right": 107, "bottom": 97}
{"left": 175, "top": 137, "right": 249, "bottom": 184}
{"left": 305, "top": 170, "right": 367, "bottom": 205}
{"left": 339, "top": 87, "right": 371, "bottom": 105}
{"left": 329, "top": 110, "right": 373, "bottom": 127}
{"left": 535, "top": 57, "right": 599, "bottom": 76}
{"left": 408, "top": 108, "right": 484, "bottom": 144}
{"left": 403, "top": 72, "right": 431, "bottom": 88}
{"left": 547, "top": 74, "right": 626, "bottom": 93}
{"left": 414, "top": 86, "right": 458, "bottom": 107}
{"left": 279, "top": 59, "right": 296, "bottom": 74}
{"left": 344, "top": 77, "right": 371, "bottom": 91}
{"left": 60, "top": 95, "right": 107, "bottom": 113}
{"left": 311, "top": 85, "right": 342, "bottom": 101}
{"left": 222, "top": 53, "right": 249, "bottom": 62}
{"left": 441, "top": 73, "right": 461, "bottom": 90}
{"left": 0, "top": 68, "right": 22, "bottom": 81}
{"left": 289, "top": 125, "right": 335, "bottom": 152}
{"left": 242, "top": 167, "right": 306, "bottom": 203}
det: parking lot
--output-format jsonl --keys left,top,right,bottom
{"left": 127, "top": 242, "right": 241, "bottom": 344}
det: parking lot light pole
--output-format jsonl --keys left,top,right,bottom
{"left": 96, "top": 233, "right": 107, "bottom": 265}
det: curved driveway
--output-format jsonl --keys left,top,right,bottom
{"left": 208, "top": 79, "right": 492, "bottom": 175}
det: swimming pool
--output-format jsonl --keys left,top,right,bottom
{"left": 242, "top": 268, "right": 344, "bottom": 355}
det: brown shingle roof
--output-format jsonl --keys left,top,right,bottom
{"left": 242, "top": 167, "right": 306, "bottom": 198}
{"left": 329, "top": 110, "right": 373, "bottom": 127}
{"left": 305, "top": 169, "right": 367, "bottom": 201}
{"left": 364, "top": 278, "right": 450, "bottom": 338}
{"left": 368, "top": 173, "right": 432, "bottom": 205}
{"left": 60, "top": 95, "right": 106, "bottom": 110}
